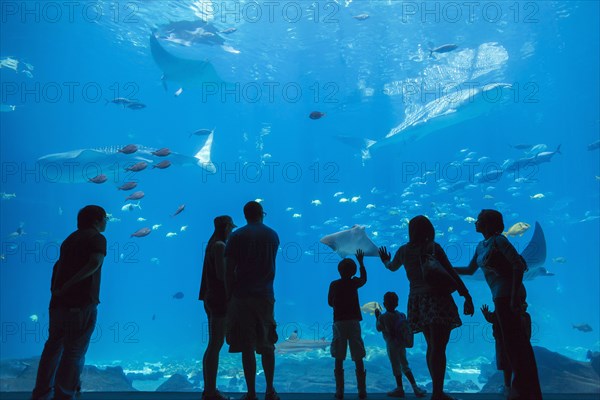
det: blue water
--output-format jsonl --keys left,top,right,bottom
{"left": 1, "top": 0, "right": 599, "bottom": 393}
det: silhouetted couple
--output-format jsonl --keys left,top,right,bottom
{"left": 199, "top": 201, "right": 280, "bottom": 400}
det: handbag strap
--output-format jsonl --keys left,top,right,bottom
{"left": 421, "top": 241, "right": 435, "bottom": 257}
{"left": 418, "top": 241, "right": 435, "bottom": 280}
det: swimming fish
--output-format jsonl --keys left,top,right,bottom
{"left": 125, "top": 191, "right": 145, "bottom": 201}
{"left": 118, "top": 144, "right": 138, "bottom": 154}
{"left": 130, "top": 227, "right": 151, "bottom": 238}
{"left": 309, "top": 111, "right": 326, "bottom": 120}
{"left": 151, "top": 148, "right": 171, "bottom": 157}
{"left": 360, "top": 301, "right": 382, "bottom": 315}
{"left": 125, "top": 162, "right": 148, "bottom": 172}
{"left": 353, "top": 13, "right": 369, "bottom": 21}
{"left": 429, "top": 43, "right": 458, "bottom": 57}
{"left": 320, "top": 225, "right": 379, "bottom": 258}
{"left": 117, "top": 182, "right": 138, "bottom": 191}
{"left": 37, "top": 136, "right": 216, "bottom": 183}
{"left": 105, "top": 97, "right": 135, "bottom": 107}
{"left": 89, "top": 174, "right": 107, "bottom": 184}
{"left": 172, "top": 204, "right": 185, "bottom": 217}
{"left": 150, "top": 31, "right": 223, "bottom": 95}
{"left": 1, "top": 192, "right": 16, "bottom": 200}
{"left": 122, "top": 202, "right": 142, "bottom": 212}
{"left": 573, "top": 324, "right": 593, "bottom": 333}
{"left": 0, "top": 104, "right": 16, "bottom": 112}
{"left": 503, "top": 222, "right": 530, "bottom": 237}
{"left": 126, "top": 102, "right": 146, "bottom": 110}
{"left": 172, "top": 292, "right": 184, "bottom": 299}
{"left": 276, "top": 332, "right": 330, "bottom": 354}
{"left": 153, "top": 160, "right": 172, "bottom": 169}
{"left": 364, "top": 83, "right": 512, "bottom": 160}
{"left": 190, "top": 128, "right": 215, "bottom": 138}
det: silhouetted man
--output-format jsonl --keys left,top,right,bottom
{"left": 32, "top": 205, "right": 108, "bottom": 400}
{"left": 225, "top": 201, "right": 280, "bottom": 400}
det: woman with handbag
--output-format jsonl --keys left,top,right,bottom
{"left": 454, "top": 209, "right": 542, "bottom": 400}
{"left": 379, "top": 215, "right": 474, "bottom": 400}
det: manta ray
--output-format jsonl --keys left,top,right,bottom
{"left": 363, "top": 83, "right": 513, "bottom": 160}
{"left": 320, "top": 225, "right": 380, "bottom": 258}
{"left": 520, "top": 221, "right": 550, "bottom": 280}
{"left": 466, "top": 221, "right": 550, "bottom": 281}
{"left": 36, "top": 133, "right": 215, "bottom": 183}
{"left": 150, "top": 31, "right": 224, "bottom": 94}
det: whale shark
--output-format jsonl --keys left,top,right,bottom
{"left": 320, "top": 225, "right": 380, "bottom": 258}
{"left": 363, "top": 83, "right": 513, "bottom": 161}
{"left": 36, "top": 133, "right": 215, "bottom": 183}
{"left": 150, "top": 31, "right": 224, "bottom": 94}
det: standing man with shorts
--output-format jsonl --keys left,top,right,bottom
{"left": 225, "top": 201, "right": 280, "bottom": 400}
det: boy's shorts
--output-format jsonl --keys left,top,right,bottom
{"left": 330, "top": 320, "right": 366, "bottom": 361}
{"left": 226, "top": 296, "right": 278, "bottom": 354}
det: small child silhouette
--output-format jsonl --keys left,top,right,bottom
{"left": 375, "top": 291, "right": 427, "bottom": 398}
{"left": 328, "top": 249, "right": 368, "bottom": 399}
{"left": 481, "top": 302, "right": 532, "bottom": 396}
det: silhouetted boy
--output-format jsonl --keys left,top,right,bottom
{"left": 328, "top": 249, "right": 367, "bottom": 399}
{"left": 375, "top": 292, "right": 427, "bottom": 398}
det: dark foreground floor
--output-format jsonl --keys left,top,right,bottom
{"left": 2, "top": 393, "right": 599, "bottom": 400}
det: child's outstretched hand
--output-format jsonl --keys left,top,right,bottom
{"left": 481, "top": 304, "right": 491, "bottom": 317}
{"left": 356, "top": 249, "right": 365, "bottom": 264}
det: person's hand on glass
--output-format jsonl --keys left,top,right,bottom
{"left": 355, "top": 249, "right": 365, "bottom": 265}
{"left": 378, "top": 246, "right": 391, "bottom": 264}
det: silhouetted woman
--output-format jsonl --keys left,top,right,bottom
{"left": 379, "top": 215, "right": 474, "bottom": 400}
{"left": 455, "top": 209, "right": 542, "bottom": 400}
{"left": 199, "top": 215, "right": 236, "bottom": 400}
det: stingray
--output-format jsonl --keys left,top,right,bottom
{"left": 36, "top": 133, "right": 216, "bottom": 183}
{"left": 150, "top": 31, "right": 224, "bottom": 94}
{"left": 466, "top": 221, "right": 550, "bottom": 281}
{"left": 363, "top": 83, "right": 513, "bottom": 160}
{"left": 320, "top": 225, "right": 380, "bottom": 258}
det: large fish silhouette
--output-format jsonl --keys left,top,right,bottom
{"left": 36, "top": 133, "right": 215, "bottom": 183}
{"left": 320, "top": 225, "right": 380, "bottom": 258}
{"left": 363, "top": 83, "right": 513, "bottom": 160}
{"left": 150, "top": 30, "right": 224, "bottom": 93}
